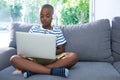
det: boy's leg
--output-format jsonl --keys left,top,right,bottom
{"left": 10, "top": 55, "right": 50, "bottom": 74}
{"left": 46, "top": 52, "right": 78, "bottom": 69}
{"left": 10, "top": 55, "right": 70, "bottom": 78}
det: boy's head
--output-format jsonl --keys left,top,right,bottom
{"left": 40, "top": 4, "right": 54, "bottom": 28}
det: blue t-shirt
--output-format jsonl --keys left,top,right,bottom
{"left": 29, "top": 25, "right": 67, "bottom": 47}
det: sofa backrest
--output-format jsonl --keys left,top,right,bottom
{"left": 111, "top": 17, "right": 120, "bottom": 61}
{"left": 60, "top": 19, "right": 113, "bottom": 62}
{"left": 9, "top": 23, "right": 33, "bottom": 48}
{"left": 9, "top": 19, "right": 113, "bottom": 62}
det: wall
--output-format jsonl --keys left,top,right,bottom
{"left": 90, "top": 0, "right": 120, "bottom": 22}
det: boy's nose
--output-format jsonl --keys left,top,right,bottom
{"left": 43, "top": 17, "right": 47, "bottom": 20}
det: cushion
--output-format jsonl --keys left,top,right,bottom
{"left": 113, "top": 61, "right": 120, "bottom": 73}
{"left": 0, "top": 62, "right": 120, "bottom": 80}
{"left": 112, "top": 17, "right": 120, "bottom": 61}
{"left": 9, "top": 23, "right": 33, "bottom": 48}
{"left": 61, "top": 19, "right": 112, "bottom": 61}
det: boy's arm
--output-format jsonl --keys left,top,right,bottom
{"left": 56, "top": 44, "right": 65, "bottom": 55}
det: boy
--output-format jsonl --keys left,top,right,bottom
{"left": 10, "top": 4, "right": 78, "bottom": 78}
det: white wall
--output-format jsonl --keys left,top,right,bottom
{"left": 90, "top": 0, "right": 120, "bottom": 22}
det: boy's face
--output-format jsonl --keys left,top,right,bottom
{"left": 40, "top": 8, "right": 53, "bottom": 27}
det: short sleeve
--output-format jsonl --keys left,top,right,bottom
{"left": 56, "top": 28, "right": 67, "bottom": 46}
{"left": 29, "top": 26, "right": 40, "bottom": 33}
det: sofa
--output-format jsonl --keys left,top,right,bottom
{"left": 0, "top": 16, "right": 120, "bottom": 80}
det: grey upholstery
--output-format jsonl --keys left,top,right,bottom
{"left": 0, "top": 17, "right": 120, "bottom": 80}
{"left": 61, "top": 19, "right": 112, "bottom": 61}
{"left": 0, "top": 62, "right": 120, "bottom": 80}
{"left": 113, "top": 62, "right": 120, "bottom": 73}
{"left": 112, "top": 17, "right": 120, "bottom": 61}
{"left": 9, "top": 23, "right": 33, "bottom": 48}
{"left": 0, "top": 47, "right": 16, "bottom": 70}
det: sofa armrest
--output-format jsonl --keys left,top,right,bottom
{"left": 0, "top": 47, "right": 16, "bottom": 71}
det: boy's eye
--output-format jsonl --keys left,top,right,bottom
{"left": 40, "top": 14, "right": 51, "bottom": 18}
{"left": 46, "top": 15, "right": 50, "bottom": 17}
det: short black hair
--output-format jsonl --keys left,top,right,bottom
{"left": 41, "top": 4, "right": 54, "bottom": 14}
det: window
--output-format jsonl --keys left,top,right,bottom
{"left": 0, "top": 0, "right": 89, "bottom": 48}
{"left": 89, "top": 0, "right": 95, "bottom": 22}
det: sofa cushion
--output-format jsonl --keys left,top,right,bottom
{"left": 0, "top": 62, "right": 120, "bottom": 80}
{"left": 61, "top": 19, "right": 112, "bottom": 61}
{"left": 112, "top": 17, "right": 120, "bottom": 61}
{"left": 113, "top": 61, "right": 120, "bottom": 73}
{"left": 9, "top": 23, "right": 33, "bottom": 48}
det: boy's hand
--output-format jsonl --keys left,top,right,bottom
{"left": 56, "top": 44, "right": 65, "bottom": 55}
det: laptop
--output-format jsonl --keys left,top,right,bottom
{"left": 16, "top": 32, "right": 56, "bottom": 59}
